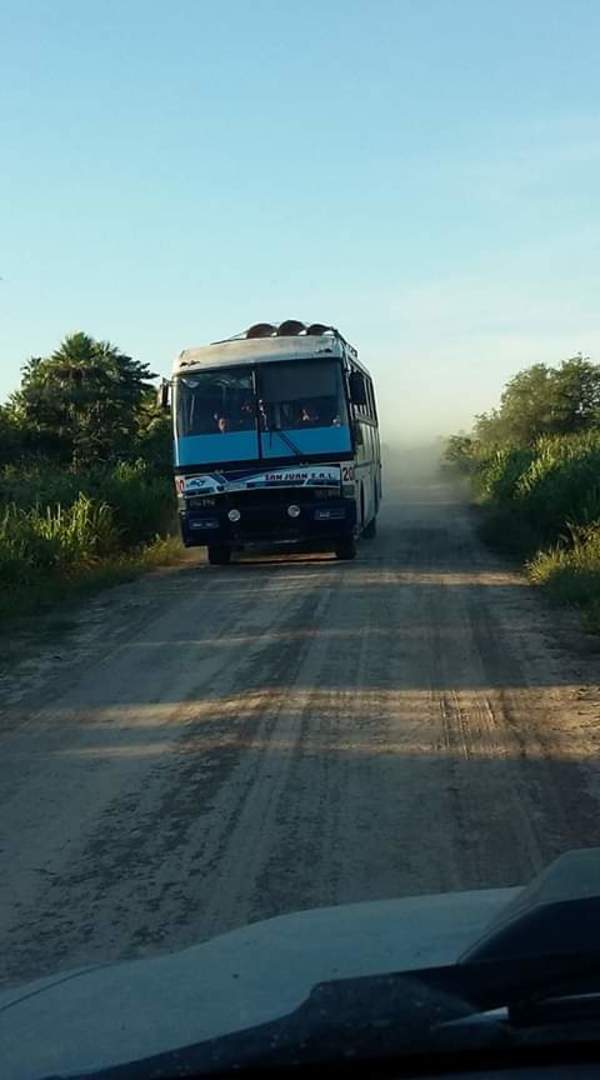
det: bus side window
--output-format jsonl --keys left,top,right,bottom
{"left": 349, "top": 369, "right": 367, "bottom": 414}
{"left": 370, "top": 381, "right": 378, "bottom": 422}
{"left": 366, "top": 378, "right": 375, "bottom": 421}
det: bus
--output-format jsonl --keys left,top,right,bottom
{"left": 164, "top": 320, "right": 382, "bottom": 564}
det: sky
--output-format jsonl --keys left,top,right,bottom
{"left": 1, "top": 0, "right": 600, "bottom": 442}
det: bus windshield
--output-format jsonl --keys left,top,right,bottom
{"left": 175, "top": 359, "right": 349, "bottom": 438}
{"left": 175, "top": 368, "right": 255, "bottom": 436}
{"left": 258, "top": 359, "right": 348, "bottom": 430}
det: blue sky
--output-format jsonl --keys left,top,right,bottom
{"left": 2, "top": 0, "right": 599, "bottom": 440}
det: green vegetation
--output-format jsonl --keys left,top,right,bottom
{"left": 0, "top": 332, "right": 178, "bottom": 621}
{"left": 444, "top": 355, "right": 600, "bottom": 631}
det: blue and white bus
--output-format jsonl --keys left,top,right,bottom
{"left": 165, "top": 320, "right": 382, "bottom": 564}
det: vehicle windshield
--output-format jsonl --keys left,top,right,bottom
{"left": 175, "top": 359, "right": 348, "bottom": 437}
{"left": 175, "top": 367, "right": 254, "bottom": 436}
{"left": 257, "top": 359, "right": 348, "bottom": 429}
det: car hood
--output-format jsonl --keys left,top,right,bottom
{"left": 0, "top": 885, "right": 518, "bottom": 1079}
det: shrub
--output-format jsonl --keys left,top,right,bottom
{"left": 0, "top": 459, "right": 176, "bottom": 604}
{"left": 0, "top": 495, "right": 120, "bottom": 588}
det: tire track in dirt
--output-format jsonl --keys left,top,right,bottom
{"left": 1, "top": 479, "right": 599, "bottom": 987}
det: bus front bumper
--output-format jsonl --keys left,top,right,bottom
{"left": 179, "top": 498, "right": 356, "bottom": 550}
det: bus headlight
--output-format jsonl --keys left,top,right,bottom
{"left": 287, "top": 504, "right": 301, "bottom": 518}
{"left": 228, "top": 508, "right": 241, "bottom": 523}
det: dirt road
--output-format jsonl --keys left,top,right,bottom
{"left": 1, "top": 477, "right": 600, "bottom": 987}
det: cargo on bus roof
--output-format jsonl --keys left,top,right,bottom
{"left": 174, "top": 320, "right": 364, "bottom": 376}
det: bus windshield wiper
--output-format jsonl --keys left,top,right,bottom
{"left": 264, "top": 423, "right": 304, "bottom": 460}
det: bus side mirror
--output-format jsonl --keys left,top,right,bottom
{"left": 157, "top": 379, "right": 171, "bottom": 410}
{"left": 349, "top": 371, "right": 367, "bottom": 406}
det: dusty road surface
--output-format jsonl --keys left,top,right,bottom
{"left": 1, "top": 475, "right": 600, "bottom": 987}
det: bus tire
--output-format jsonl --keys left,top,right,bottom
{"left": 363, "top": 516, "right": 376, "bottom": 539}
{"left": 207, "top": 544, "right": 231, "bottom": 566}
{"left": 335, "top": 538, "right": 357, "bottom": 561}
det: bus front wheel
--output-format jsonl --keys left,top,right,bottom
{"left": 335, "top": 538, "right": 357, "bottom": 561}
{"left": 207, "top": 544, "right": 231, "bottom": 566}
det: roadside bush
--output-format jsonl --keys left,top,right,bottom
{"left": 92, "top": 462, "right": 174, "bottom": 545}
{"left": 464, "top": 432, "right": 600, "bottom": 549}
{"left": 444, "top": 356, "right": 600, "bottom": 630}
{"left": 0, "top": 462, "right": 84, "bottom": 508}
{"left": 445, "top": 430, "right": 600, "bottom": 629}
{"left": 0, "top": 461, "right": 175, "bottom": 544}
{"left": 0, "top": 495, "right": 118, "bottom": 588}
{"left": 473, "top": 446, "right": 535, "bottom": 503}
{"left": 528, "top": 523, "right": 600, "bottom": 630}
{"left": 0, "top": 460, "right": 176, "bottom": 605}
{"left": 513, "top": 432, "right": 600, "bottom": 536}
{"left": 0, "top": 331, "right": 179, "bottom": 619}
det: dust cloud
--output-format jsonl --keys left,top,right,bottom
{"left": 381, "top": 440, "right": 445, "bottom": 491}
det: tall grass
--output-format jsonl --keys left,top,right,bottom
{"left": 457, "top": 431, "right": 600, "bottom": 630}
{"left": 0, "top": 459, "right": 174, "bottom": 540}
{"left": 0, "top": 496, "right": 117, "bottom": 587}
{"left": 0, "top": 459, "right": 177, "bottom": 614}
{"left": 529, "top": 523, "right": 600, "bottom": 593}
{"left": 473, "top": 446, "right": 535, "bottom": 503}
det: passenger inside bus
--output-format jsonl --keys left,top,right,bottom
{"left": 238, "top": 401, "right": 255, "bottom": 429}
{"left": 297, "top": 405, "right": 320, "bottom": 425}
